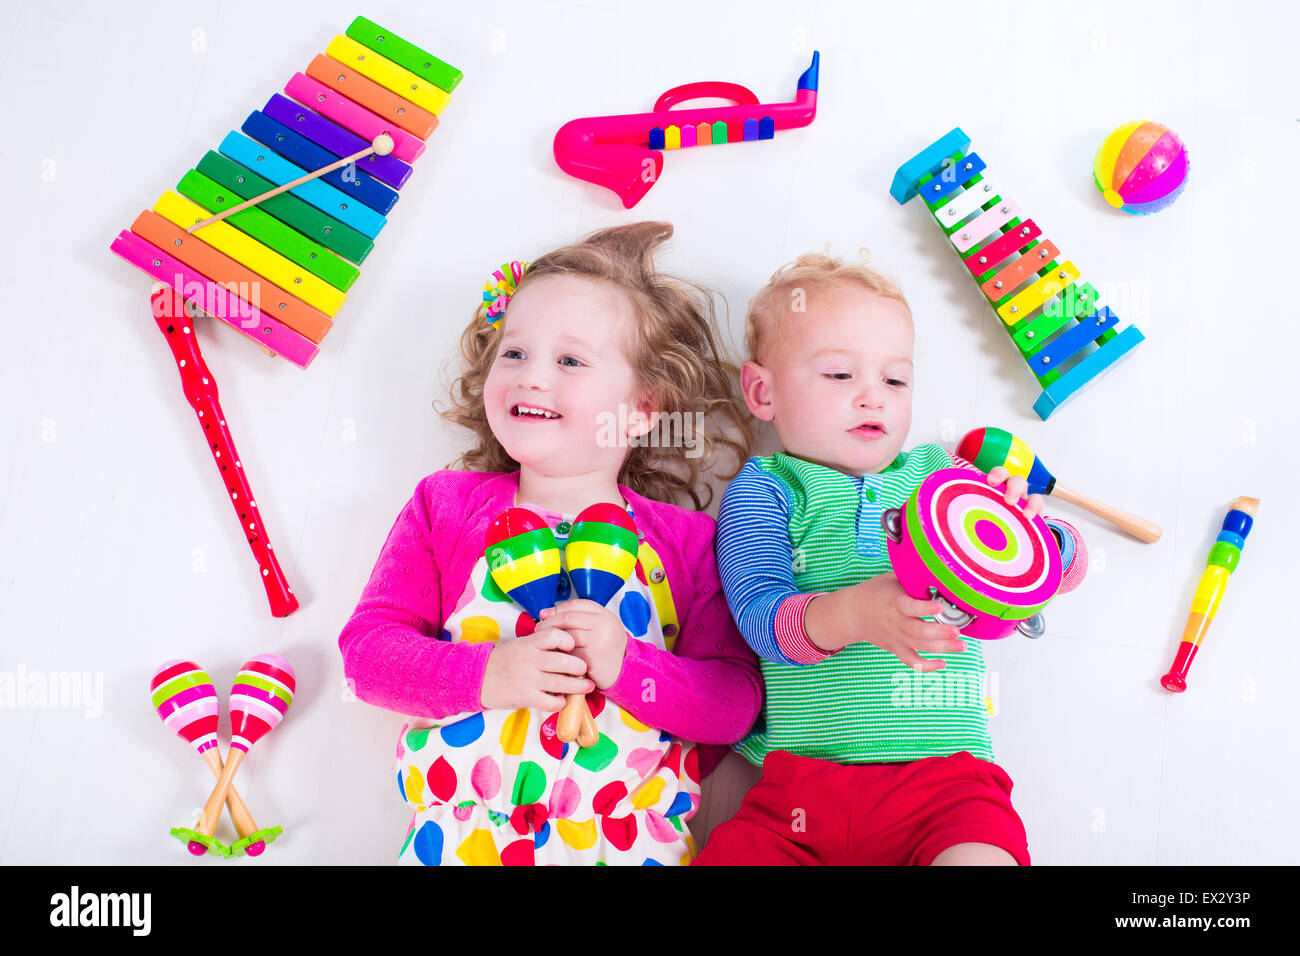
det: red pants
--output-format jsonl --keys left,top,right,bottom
{"left": 693, "top": 749, "right": 1030, "bottom": 866}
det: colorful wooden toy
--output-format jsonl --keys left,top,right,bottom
{"left": 174, "top": 655, "right": 296, "bottom": 857}
{"left": 488, "top": 509, "right": 603, "bottom": 749}
{"left": 484, "top": 508, "right": 564, "bottom": 621}
{"left": 1094, "top": 121, "right": 1188, "bottom": 214}
{"left": 558, "top": 504, "right": 641, "bottom": 742}
{"left": 1162, "top": 498, "right": 1258, "bottom": 693}
{"left": 485, "top": 509, "right": 598, "bottom": 747}
{"left": 553, "top": 52, "right": 819, "bottom": 208}
{"left": 957, "top": 426, "right": 1162, "bottom": 542}
{"left": 150, "top": 660, "right": 283, "bottom": 858}
{"left": 891, "top": 128, "right": 1146, "bottom": 420}
{"left": 882, "top": 468, "right": 1063, "bottom": 640}
{"left": 109, "top": 17, "right": 461, "bottom": 616}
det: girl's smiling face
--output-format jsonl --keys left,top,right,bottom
{"left": 484, "top": 274, "right": 655, "bottom": 478}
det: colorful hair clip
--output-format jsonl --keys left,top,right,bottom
{"left": 482, "top": 260, "right": 528, "bottom": 325}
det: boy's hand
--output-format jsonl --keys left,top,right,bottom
{"left": 984, "top": 466, "right": 1046, "bottom": 519}
{"left": 536, "top": 601, "right": 629, "bottom": 690}
{"left": 805, "top": 571, "right": 967, "bottom": 672}
{"left": 480, "top": 628, "right": 594, "bottom": 712}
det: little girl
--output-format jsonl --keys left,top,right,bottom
{"left": 338, "top": 222, "right": 763, "bottom": 865}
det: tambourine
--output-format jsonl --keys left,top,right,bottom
{"left": 882, "top": 468, "right": 1062, "bottom": 640}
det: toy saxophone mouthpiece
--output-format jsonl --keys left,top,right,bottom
{"left": 553, "top": 52, "right": 820, "bottom": 208}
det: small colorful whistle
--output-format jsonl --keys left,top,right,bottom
{"left": 1161, "top": 497, "right": 1258, "bottom": 693}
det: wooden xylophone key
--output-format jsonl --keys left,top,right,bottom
{"left": 950, "top": 199, "right": 1022, "bottom": 255}
{"left": 153, "top": 191, "right": 347, "bottom": 318}
{"left": 325, "top": 34, "right": 452, "bottom": 116}
{"left": 304, "top": 54, "right": 439, "bottom": 140}
{"left": 218, "top": 131, "right": 388, "bottom": 239}
{"left": 979, "top": 240, "right": 1060, "bottom": 302}
{"left": 176, "top": 168, "right": 360, "bottom": 293}
{"left": 344, "top": 15, "right": 463, "bottom": 94}
{"left": 1011, "top": 281, "right": 1100, "bottom": 358}
{"left": 963, "top": 220, "right": 1042, "bottom": 276}
{"left": 934, "top": 175, "right": 1001, "bottom": 227}
{"left": 129, "top": 210, "right": 334, "bottom": 345}
{"left": 241, "top": 111, "right": 400, "bottom": 214}
{"left": 195, "top": 151, "right": 375, "bottom": 265}
{"left": 922, "top": 152, "right": 986, "bottom": 205}
{"left": 110, "top": 231, "right": 320, "bottom": 368}
{"left": 1030, "top": 305, "right": 1121, "bottom": 382}
{"left": 262, "top": 93, "right": 414, "bottom": 190}
{"left": 284, "top": 73, "right": 426, "bottom": 163}
{"left": 995, "top": 261, "right": 1080, "bottom": 327}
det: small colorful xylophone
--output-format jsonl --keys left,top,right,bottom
{"left": 110, "top": 17, "right": 461, "bottom": 616}
{"left": 890, "top": 128, "right": 1146, "bottom": 421}
{"left": 553, "top": 52, "right": 819, "bottom": 208}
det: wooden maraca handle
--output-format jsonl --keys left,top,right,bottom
{"left": 556, "top": 695, "right": 599, "bottom": 747}
{"left": 199, "top": 748, "right": 257, "bottom": 838}
{"left": 196, "top": 748, "right": 245, "bottom": 837}
{"left": 1050, "top": 482, "right": 1162, "bottom": 543}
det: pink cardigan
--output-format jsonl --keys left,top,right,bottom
{"left": 337, "top": 469, "right": 765, "bottom": 776}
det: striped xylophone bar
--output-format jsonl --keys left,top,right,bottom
{"left": 110, "top": 16, "right": 461, "bottom": 369}
{"left": 891, "top": 128, "right": 1145, "bottom": 421}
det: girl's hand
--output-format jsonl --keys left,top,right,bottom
{"left": 984, "top": 466, "right": 1046, "bottom": 519}
{"left": 806, "top": 572, "right": 966, "bottom": 671}
{"left": 480, "top": 628, "right": 594, "bottom": 712}
{"left": 536, "top": 602, "right": 629, "bottom": 690}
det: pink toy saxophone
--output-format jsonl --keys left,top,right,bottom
{"left": 553, "top": 52, "right": 820, "bottom": 208}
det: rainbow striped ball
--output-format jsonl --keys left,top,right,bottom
{"left": 1093, "top": 121, "right": 1188, "bottom": 215}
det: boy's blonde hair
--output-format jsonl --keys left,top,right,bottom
{"left": 744, "top": 249, "right": 909, "bottom": 364}
{"left": 438, "top": 221, "right": 753, "bottom": 511}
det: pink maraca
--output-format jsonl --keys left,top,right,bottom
{"left": 187, "top": 655, "right": 295, "bottom": 856}
{"left": 152, "top": 660, "right": 276, "bottom": 856}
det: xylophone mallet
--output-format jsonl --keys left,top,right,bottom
{"left": 957, "top": 426, "right": 1162, "bottom": 543}
{"left": 1161, "top": 497, "right": 1258, "bottom": 693}
{"left": 186, "top": 655, "right": 295, "bottom": 856}
{"left": 186, "top": 134, "right": 395, "bottom": 232}
{"left": 151, "top": 660, "right": 281, "bottom": 856}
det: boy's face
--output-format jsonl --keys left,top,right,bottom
{"left": 741, "top": 282, "right": 914, "bottom": 477}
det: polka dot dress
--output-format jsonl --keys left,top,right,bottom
{"left": 395, "top": 499, "right": 701, "bottom": 865}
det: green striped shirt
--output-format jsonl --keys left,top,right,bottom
{"left": 717, "top": 445, "right": 994, "bottom": 766}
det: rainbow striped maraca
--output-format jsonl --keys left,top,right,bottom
{"left": 557, "top": 504, "right": 641, "bottom": 743}
{"left": 151, "top": 660, "right": 282, "bottom": 858}
{"left": 565, "top": 503, "right": 640, "bottom": 605}
{"left": 958, "top": 426, "right": 1161, "bottom": 543}
{"left": 484, "top": 507, "right": 595, "bottom": 746}
{"left": 485, "top": 508, "right": 562, "bottom": 620}
{"left": 175, "top": 655, "right": 295, "bottom": 857}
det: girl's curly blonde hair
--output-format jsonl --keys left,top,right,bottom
{"left": 437, "top": 221, "right": 753, "bottom": 511}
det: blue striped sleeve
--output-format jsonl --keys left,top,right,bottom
{"left": 715, "top": 459, "right": 803, "bottom": 665}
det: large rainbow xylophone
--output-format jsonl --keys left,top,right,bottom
{"left": 553, "top": 52, "right": 819, "bottom": 208}
{"left": 890, "top": 128, "right": 1146, "bottom": 421}
{"left": 110, "top": 17, "right": 460, "bottom": 616}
